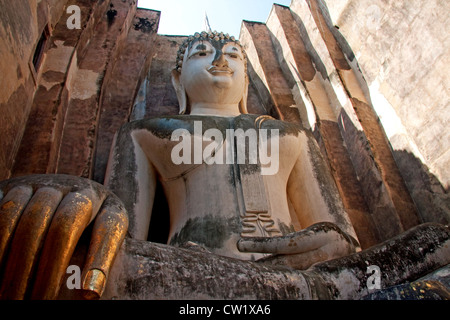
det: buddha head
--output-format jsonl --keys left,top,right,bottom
{"left": 172, "top": 31, "right": 249, "bottom": 116}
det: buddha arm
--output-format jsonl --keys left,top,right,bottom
{"left": 238, "top": 133, "right": 359, "bottom": 269}
{"left": 105, "top": 123, "right": 157, "bottom": 241}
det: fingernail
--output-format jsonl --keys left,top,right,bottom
{"left": 236, "top": 239, "right": 247, "bottom": 251}
{"left": 82, "top": 269, "right": 106, "bottom": 300}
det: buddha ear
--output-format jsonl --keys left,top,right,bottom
{"left": 239, "top": 78, "right": 249, "bottom": 114}
{"left": 171, "top": 69, "right": 187, "bottom": 115}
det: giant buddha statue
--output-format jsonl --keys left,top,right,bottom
{"left": 104, "top": 31, "right": 359, "bottom": 262}
{"left": 0, "top": 31, "right": 449, "bottom": 300}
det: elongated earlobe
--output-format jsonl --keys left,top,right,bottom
{"left": 171, "top": 69, "right": 187, "bottom": 115}
{"left": 239, "top": 80, "right": 249, "bottom": 114}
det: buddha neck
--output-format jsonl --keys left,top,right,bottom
{"left": 189, "top": 102, "right": 241, "bottom": 117}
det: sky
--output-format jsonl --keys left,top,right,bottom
{"left": 137, "top": 0, "right": 293, "bottom": 38}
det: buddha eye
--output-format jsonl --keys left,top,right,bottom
{"left": 225, "top": 52, "right": 241, "bottom": 60}
{"left": 188, "top": 50, "right": 211, "bottom": 59}
{"left": 194, "top": 50, "right": 211, "bottom": 57}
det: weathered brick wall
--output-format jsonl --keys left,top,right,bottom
{"left": 237, "top": 0, "right": 448, "bottom": 244}
{"left": 93, "top": 8, "right": 160, "bottom": 183}
{"left": 12, "top": 0, "right": 99, "bottom": 178}
{"left": 323, "top": 0, "right": 450, "bottom": 225}
{"left": 3, "top": 1, "right": 160, "bottom": 183}
{"left": 240, "top": 1, "right": 424, "bottom": 246}
{"left": 0, "top": 0, "right": 69, "bottom": 180}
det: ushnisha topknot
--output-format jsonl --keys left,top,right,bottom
{"left": 175, "top": 30, "right": 247, "bottom": 72}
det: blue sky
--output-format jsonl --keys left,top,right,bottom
{"left": 137, "top": 0, "right": 292, "bottom": 38}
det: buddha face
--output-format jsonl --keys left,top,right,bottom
{"left": 172, "top": 34, "right": 248, "bottom": 115}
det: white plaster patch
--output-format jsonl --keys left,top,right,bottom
{"left": 369, "top": 79, "right": 426, "bottom": 164}
{"left": 331, "top": 269, "right": 363, "bottom": 299}
{"left": 291, "top": 83, "right": 315, "bottom": 130}
{"left": 44, "top": 40, "right": 74, "bottom": 74}
{"left": 69, "top": 68, "right": 100, "bottom": 100}
{"left": 64, "top": 51, "right": 99, "bottom": 100}
{"left": 36, "top": 41, "right": 76, "bottom": 91}
{"left": 369, "top": 80, "right": 405, "bottom": 139}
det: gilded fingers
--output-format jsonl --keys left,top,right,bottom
{"left": 82, "top": 269, "right": 107, "bottom": 300}
{"left": 0, "top": 186, "right": 33, "bottom": 266}
{"left": 0, "top": 187, "right": 63, "bottom": 299}
{"left": 30, "top": 190, "right": 100, "bottom": 300}
{"left": 82, "top": 195, "right": 128, "bottom": 299}
{"left": 0, "top": 174, "right": 128, "bottom": 300}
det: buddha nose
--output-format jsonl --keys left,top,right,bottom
{"left": 212, "top": 50, "right": 228, "bottom": 68}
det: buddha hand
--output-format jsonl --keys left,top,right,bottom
{"left": 0, "top": 174, "right": 128, "bottom": 300}
{"left": 237, "top": 222, "right": 360, "bottom": 270}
